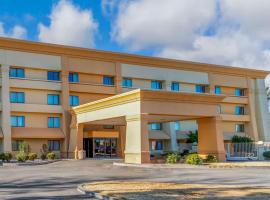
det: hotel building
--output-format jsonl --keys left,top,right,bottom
{"left": 0, "top": 37, "right": 269, "bottom": 163}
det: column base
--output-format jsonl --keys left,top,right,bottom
{"left": 198, "top": 151, "right": 226, "bottom": 162}
{"left": 125, "top": 151, "right": 150, "bottom": 164}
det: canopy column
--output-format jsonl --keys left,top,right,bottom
{"left": 125, "top": 114, "right": 150, "bottom": 164}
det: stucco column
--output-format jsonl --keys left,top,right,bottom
{"left": 1, "top": 65, "right": 12, "bottom": 152}
{"left": 125, "top": 114, "right": 150, "bottom": 164}
{"left": 115, "top": 62, "right": 122, "bottom": 94}
{"left": 117, "top": 125, "right": 126, "bottom": 158}
{"left": 60, "top": 66, "right": 70, "bottom": 158}
{"left": 163, "top": 122, "right": 178, "bottom": 152}
{"left": 197, "top": 117, "right": 226, "bottom": 162}
{"left": 69, "top": 114, "right": 84, "bottom": 159}
{"left": 246, "top": 78, "right": 259, "bottom": 141}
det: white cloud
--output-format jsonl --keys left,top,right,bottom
{"left": 101, "top": 0, "right": 120, "bottom": 17}
{"left": 0, "top": 22, "right": 27, "bottom": 39}
{"left": 112, "top": 0, "right": 216, "bottom": 50}
{"left": 111, "top": 0, "right": 270, "bottom": 71}
{"left": 38, "top": 0, "right": 98, "bottom": 48}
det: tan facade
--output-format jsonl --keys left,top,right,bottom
{"left": 0, "top": 37, "right": 269, "bottom": 163}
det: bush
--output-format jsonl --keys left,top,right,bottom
{"left": 166, "top": 153, "right": 180, "bottom": 164}
{"left": 19, "top": 141, "right": 30, "bottom": 154}
{"left": 0, "top": 152, "right": 12, "bottom": 162}
{"left": 180, "top": 149, "right": 190, "bottom": 157}
{"left": 263, "top": 151, "right": 270, "bottom": 158}
{"left": 231, "top": 135, "right": 253, "bottom": 143}
{"left": 28, "top": 153, "right": 38, "bottom": 161}
{"left": 40, "top": 154, "right": 47, "bottom": 160}
{"left": 185, "top": 153, "right": 203, "bottom": 165}
{"left": 204, "top": 155, "right": 218, "bottom": 163}
{"left": 16, "top": 152, "right": 29, "bottom": 162}
{"left": 47, "top": 152, "right": 56, "bottom": 160}
{"left": 187, "top": 131, "right": 198, "bottom": 143}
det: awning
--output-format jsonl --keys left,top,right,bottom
{"left": 149, "top": 131, "right": 170, "bottom": 140}
{"left": 12, "top": 127, "right": 65, "bottom": 139}
{"left": 86, "top": 131, "right": 119, "bottom": 138}
{"left": 223, "top": 132, "right": 246, "bottom": 140}
{"left": 176, "top": 131, "right": 190, "bottom": 140}
{"left": 0, "top": 128, "right": 3, "bottom": 139}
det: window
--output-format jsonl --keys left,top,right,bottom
{"left": 217, "top": 105, "right": 221, "bottom": 114}
{"left": 47, "top": 94, "right": 60, "bottom": 105}
{"left": 103, "top": 76, "right": 114, "bottom": 85}
{"left": 235, "top": 88, "right": 245, "bottom": 96}
{"left": 48, "top": 117, "right": 60, "bottom": 128}
{"left": 196, "top": 85, "right": 206, "bottom": 93}
{"left": 12, "top": 140, "right": 23, "bottom": 151}
{"left": 215, "top": 86, "right": 221, "bottom": 94}
{"left": 48, "top": 140, "right": 60, "bottom": 151}
{"left": 151, "top": 140, "right": 163, "bottom": 151}
{"left": 171, "top": 82, "right": 180, "bottom": 91}
{"left": 11, "top": 116, "right": 25, "bottom": 127}
{"left": 235, "top": 124, "right": 245, "bottom": 132}
{"left": 151, "top": 80, "right": 162, "bottom": 90}
{"left": 47, "top": 71, "right": 60, "bottom": 81}
{"left": 9, "top": 68, "right": 25, "bottom": 78}
{"left": 174, "top": 122, "right": 180, "bottom": 131}
{"left": 10, "top": 92, "right": 25, "bottom": 103}
{"left": 69, "top": 95, "right": 79, "bottom": 106}
{"left": 103, "top": 125, "right": 114, "bottom": 129}
{"left": 235, "top": 106, "right": 245, "bottom": 115}
{"left": 69, "top": 72, "right": 79, "bottom": 83}
{"left": 122, "top": 78, "right": 132, "bottom": 88}
{"left": 151, "top": 123, "right": 162, "bottom": 130}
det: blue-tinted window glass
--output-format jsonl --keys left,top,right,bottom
{"left": 196, "top": 85, "right": 206, "bottom": 93}
{"left": 10, "top": 92, "right": 25, "bottom": 103}
{"left": 215, "top": 86, "right": 221, "bottom": 94}
{"left": 47, "top": 94, "right": 60, "bottom": 105}
{"left": 156, "top": 141, "right": 163, "bottom": 150}
{"left": 103, "top": 76, "right": 114, "bottom": 85}
{"left": 171, "top": 82, "right": 180, "bottom": 91}
{"left": 236, "top": 124, "right": 244, "bottom": 132}
{"left": 48, "top": 140, "right": 60, "bottom": 151}
{"left": 11, "top": 116, "right": 25, "bottom": 127}
{"left": 122, "top": 78, "right": 132, "bottom": 88}
{"left": 235, "top": 106, "right": 244, "bottom": 115}
{"left": 151, "top": 81, "right": 162, "bottom": 90}
{"left": 174, "top": 122, "right": 180, "bottom": 130}
{"left": 48, "top": 117, "right": 60, "bottom": 128}
{"left": 151, "top": 123, "right": 162, "bottom": 130}
{"left": 70, "top": 95, "right": 79, "bottom": 106}
{"left": 69, "top": 72, "right": 79, "bottom": 82}
{"left": 47, "top": 71, "right": 60, "bottom": 81}
{"left": 9, "top": 68, "right": 25, "bottom": 78}
{"left": 235, "top": 88, "right": 245, "bottom": 96}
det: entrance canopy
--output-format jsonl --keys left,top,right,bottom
{"left": 70, "top": 89, "right": 226, "bottom": 163}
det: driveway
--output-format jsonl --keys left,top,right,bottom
{"left": 0, "top": 160, "right": 270, "bottom": 199}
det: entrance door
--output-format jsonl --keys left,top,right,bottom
{"left": 93, "top": 138, "right": 117, "bottom": 158}
{"left": 83, "top": 138, "right": 93, "bottom": 158}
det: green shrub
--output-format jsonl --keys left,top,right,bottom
{"left": 187, "top": 131, "right": 198, "bottom": 143}
{"left": 185, "top": 153, "right": 203, "bottom": 165}
{"left": 28, "top": 153, "right": 38, "bottom": 161}
{"left": 0, "top": 152, "right": 12, "bottom": 162}
{"left": 263, "top": 151, "right": 270, "bottom": 158}
{"left": 47, "top": 152, "right": 56, "bottom": 160}
{"left": 19, "top": 141, "right": 30, "bottom": 154}
{"left": 166, "top": 153, "right": 180, "bottom": 164}
{"left": 204, "top": 155, "right": 218, "bottom": 163}
{"left": 40, "top": 154, "right": 47, "bottom": 160}
{"left": 231, "top": 135, "right": 253, "bottom": 143}
{"left": 16, "top": 152, "right": 29, "bottom": 162}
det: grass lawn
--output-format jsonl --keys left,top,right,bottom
{"left": 83, "top": 181, "right": 270, "bottom": 199}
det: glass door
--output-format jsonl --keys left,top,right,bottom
{"left": 93, "top": 138, "right": 118, "bottom": 158}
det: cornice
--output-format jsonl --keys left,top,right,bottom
{"left": 0, "top": 37, "right": 269, "bottom": 78}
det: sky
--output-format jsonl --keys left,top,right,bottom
{"left": 1, "top": 0, "right": 270, "bottom": 78}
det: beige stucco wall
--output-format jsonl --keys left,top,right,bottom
{"left": 0, "top": 50, "right": 61, "bottom": 70}
{"left": 121, "top": 64, "right": 209, "bottom": 84}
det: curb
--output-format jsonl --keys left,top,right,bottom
{"left": 113, "top": 162, "right": 205, "bottom": 169}
{"left": 77, "top": 184, "right": 119, "bottom": 200}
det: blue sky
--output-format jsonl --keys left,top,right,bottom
{"left": 1, "top": 0, "right": 270, "bottom": 72}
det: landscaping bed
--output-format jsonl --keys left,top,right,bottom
{"left": 80, "top": 181, "right": 270, "bottom": 200}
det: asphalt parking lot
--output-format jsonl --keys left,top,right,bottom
{"left": 0, "top": 159, "right": 270, "bottom": 199}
